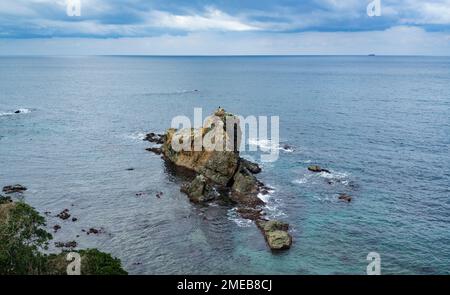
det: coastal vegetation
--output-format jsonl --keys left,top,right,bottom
{"left": 0, "top": 195, "right": 127, "bottom": 275}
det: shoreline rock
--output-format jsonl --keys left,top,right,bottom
{"left": 338, "top": 193, "right": 352, "bottom": 203}
{"left": 146, "top": 147, "right": 162, "bottom": 155}
{"left": 2, "top": 184, "right": 27, "bottom": 194}
{"left": 256, "top": 220, "right": 292, "bottom": 250}
{"left": 308, "top": 165, "right": 331, "bottom": 173}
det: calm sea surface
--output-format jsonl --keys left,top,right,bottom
{"left": 1, "top": 56, "right": 449, "bottom": 274}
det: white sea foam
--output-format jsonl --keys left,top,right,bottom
{"left": 227, "top": 208, "right": 253, "bottom": 228}
{"left": 293, "top": 177, "right": 309, "bottom": 185}
{"left": 248, "top": 139, "right": 295, "bottom": 153}
{"left": 293, "top": 168, "right": 350, "bottom": 186}
{"left": 17, "top": 108, "right": 31, "bottom": 114}
{"left": 126, "top": 131, "right": 147, "bottom": 141}
{"left": 144, "top": 89, "right": 199, "bottom": 96}
{"left": 228, "top": 185, "right": 286, "bottom": 227}
{"left": 0, "top": 108, "right": 31, "bottom": 116}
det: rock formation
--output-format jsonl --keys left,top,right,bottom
{"left": 308, "top": 165, "right": 331, "bottom": 173}
{"left": 149, "top": 108, "right": 292, "bottom": 250}
{"left": 2, "top": 184, "right": 27, "bottom": 194}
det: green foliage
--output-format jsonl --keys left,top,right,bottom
{"left": 78, "top": 249, "right": 128, "bottom": 275}
{"left": 0, "top": 202, "right": 52, "bottom": 275}
{"left": 0, "top": 201, "right": 127, "bottom": 275}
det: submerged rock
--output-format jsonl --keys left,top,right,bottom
{"left": 256, "top": 220, "right": 292, "bottom": 250}
{"left": 308, "top": 165, "right": 331, "bottom": 173}
{"left": 146, "top": 147, "right": 162, "bottom": 155}
{"left": 144, "top": 132, "right": 165, "bottom": 144}
{"left": 56, "top": 209, "right": 71, "bottom": 220}
{"left": 338, "top": 193, "right": 352, "bottom": 203}
{"left": 236, "top": 207, "right": 264, "bottom": 221}
{"left": 2, "top": 184, "right": 27, "bottom": 194}
{"left": 53, "top": 224, "right": 61, "bottom": 233}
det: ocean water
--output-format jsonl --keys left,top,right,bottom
{"left": 0, "top": 56, "right": 449, "bottom": 274}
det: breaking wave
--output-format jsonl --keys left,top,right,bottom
{"left": 0, "top": 108, "right": 31, "bottom": 116}
{"left": 228, "top": 185, "right": 287, "bottom": 227}
{"left": 248, "top": 139, "right": 294, "bottom": 153}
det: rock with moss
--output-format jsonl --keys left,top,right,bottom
{"left": 256, "top": 220, "right": 292, "bottom": 250}
{"left": 180, "top": 174, "right": 218, "bottom": 203}
{"left": 308, "top": 165, "right": 330, "bottom": 173}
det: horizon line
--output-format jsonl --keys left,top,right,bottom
{"left": 1, "top": 54, "right": 449, "bottom": 57}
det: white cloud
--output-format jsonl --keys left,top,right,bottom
{"left": 146, "top": 7, "right": 261, "bottom": 32}
{"left": 1, "top": 26, "right": 449, "bottom": 56}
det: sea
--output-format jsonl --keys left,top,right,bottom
{"left": 1, "top": 56, "right": 449, "bottom": 274}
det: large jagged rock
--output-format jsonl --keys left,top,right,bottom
{"left": 162, "top": 108, "right": 241, "bottom": 186}
{"left": 158, "top": 108, "right": 292, "bottom": 251}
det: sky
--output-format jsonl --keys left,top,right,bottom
{"left": 0, "top": 0, "right": 450, "bottom": 55}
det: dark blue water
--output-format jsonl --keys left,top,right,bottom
{"left": 1, "top": 56, "right": 449, "bottom": 274}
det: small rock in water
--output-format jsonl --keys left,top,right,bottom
{"left": 338, "top": 193, "right": 352, "bottom": 203}
{"left": 72, "top": 217, "right": 78, "bottom": 222}
{"left": 144, "top": 133, "right": 165, "bottom": 144}
{"left": 256, "top": 220, "right": 292, "bottom": 250}
{"left": 126, "top": 168, "right": 135, "bottom": 171}
{"left": 282, "top": 144, "right": 294, "bottom": 151}
{"left": 146, "top": 147, "right": 162, "bottom": 155}
{"left": 53, "top": 225, "right": 61, "bottom": 233}
{"left": 308, "top": 165, "right": 331, "bottom": 173}
{"left": 56, "top": 209, "right": 71, "bottom": 220}
{"left": 2, "top": 184, "right": 27, "bottom": 194}
{"left": 14, "top": 110, "right": 21, "bottom": 114}
{"left": 156, "top": 192, "right": 163, "bottom": 198}
{"left": 86, "top": 227, "right": 104, "bottom": 235}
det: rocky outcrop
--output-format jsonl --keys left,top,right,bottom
{"left": 180, "top": 174, "right": 218, "bottom": 203}
{"left": 144, "top": 132, "right": 165, "bottom": 144}
{"left": 2, "top": 184, "right": 27, "bottom": 194}
{"left": 308, "top": 165, "right": 330, "bottom": 173}
{"left": 154, "top": 108, "right": 292, "bottom": 251}
{"left": 256, "top": 220, "right": 292, "bottom": 250}
{"left": 146, "top": 147, "right": 162, "bottom": 155}
{"left": 338, "top": 193, "right": 352, "bottom": 203}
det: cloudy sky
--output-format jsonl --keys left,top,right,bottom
{"left": 0, "top": 0, "right": 450, "bottom": 55}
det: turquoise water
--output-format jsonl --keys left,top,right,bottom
{"left": 0, "top": 56, "right": 449, "bottom": 274}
